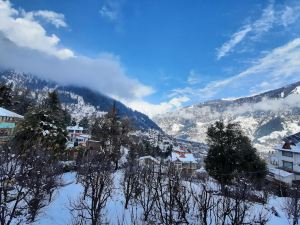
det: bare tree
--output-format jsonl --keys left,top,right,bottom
{"left": 0, "top": 145, "right": 26, "bottom": 225}
{"left": 252, "top": 210, "right": 270, "bottom": 225}
{"left": 283, "top": 184, "right": 300, "bottom": 225}
{"left": 70, "top": 152, "right": 113, "bottom": 225}
{"left": 135, "top": 164, "right": 157, "bottom": 223}
{"left": 190, "top": 179, "right": 216, "bottom": 225}
{"left": 213, "top": 176, "right": 269, "bottom": 225}
{"left": 213, "top": 189, "right": 232, "bottom": 225}
{"left": 0, "top": 144, "right": 62, "bottom": 225}
{"left": 153, "top": 165, "right": 191, "bottom": 224}
{"left": 122, "top": 163, "right": 140, "bottom": 209}
{"left": 23, "top": 147, "right": 63, "bottom": 223}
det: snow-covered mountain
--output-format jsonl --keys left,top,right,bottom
{"left": 0, "top": 71, "right": 161, "bottom": 131}
{"left": 154, "top": 81, "right": 300, "bottom": 153}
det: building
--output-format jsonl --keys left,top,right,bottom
{"left": 67, "top": 125, "right": 84, "bottom": 139}
{"left": 274, "top": 132, "right": 300, "bottom": 172}
{"left": 67, "top": 125, "right": 90, "bottom": 146}
{"left": 0, "top": 107, "right": 23, "bottom": 143}
{"left": 169, "top": 151, "right": 198, "bottom": 175}
{"left": 267, "top": 167, "right": 294, "bottom": 185}
{"left": 270, "top": 132, "right": 300, "bottom": 184}
{"left": 138, "top": 155, "right": 160, "bottom": 166}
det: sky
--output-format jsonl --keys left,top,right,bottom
{"left": 0, "top": 0, "right": 300, "bottom": 117}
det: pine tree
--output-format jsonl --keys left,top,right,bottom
{"left": 45, "top": 91, "right": 61, "bottom": 112}
{"left": 0, "top": 83, "right": 12, "bottom": 108}
{"left": 10, "top": 88, "right": 34, "bottom": 115}
{"left": 13, "top": 91, "right": 68, "bottom": 156}
{"left": 79, "top": 117, "right": 89, "bottom": 129}
{"left": 204, "top": 121, "right": 267, "bottom": 186}
{"left": 71, "top": 118, "right": 77, "bottom": 126}
{"left": 62, "top": 109, "right": 72, "bottom": 126}
{"left": 165, "top": 145, "right": 173, "bottom": 158}
{"left": 127, "top": 143, "right": 139, "bottom": 163}
{"left": 91, "top": 104, "right": 131, "bottom": 170}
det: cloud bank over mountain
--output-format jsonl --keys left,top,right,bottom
{"left": 0, "top": 0, "right": 153, "bottom": 101}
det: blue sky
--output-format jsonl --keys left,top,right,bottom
{"left": 0, "top": 0, "right": 300, "bottom": 116}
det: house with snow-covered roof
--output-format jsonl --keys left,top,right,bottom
{"left": 138, "top": 155, "right": 160, "bottom": 166}
{"left": 67, "top": 125, "right": 90, "bottom": 146}
{"left": 270, "top": 132, "right": 300, "bottom": 184}
{"left": 275, "top": 132, "right": 300, "bottom": 172}
{"left": 168, "top": 151, "right": 198, "bottom": 175}
{"left": 0, "top": 107, "right": 23, "bottom": 143}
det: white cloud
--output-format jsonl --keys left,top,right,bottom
{"left": 0, "top": 38, "right": 154, "bottom": 101}
{"left": 225, "top": 94, "right": 300, "bottom": 116}
{"left": 216, "top": 2, "right": 300, "bottom": 59}
{"left": 217, "top": 25, "right": 252, "bottom": 60}
{"left": 187, "top": 70, "right": 201, "bottom": 85}
{"left": 174, "top": 38, "right": 300, "bottom": 101}
{"left": 26, "top": 10, "right": 67, "bottom": 28}
{"left": 280, "top": 6, "right": 300, "bottom": 27}
{"left": 99, "top": 0, "right": 124, "bottom": 29}
{"left": 251, "top": 3, "right": 275, "bottom": 39}
{"left": 100, "top": 5, "right": 119, "bottom": 22}
{"left": 169, "top": 96, "right": 190, "bottom": 108}
{"left": 0, "top": 0, "right": 73, "bottom": 59}
{"left": 0, "top": 0, "right": 154, "bottom": 105}
{"left": 124, "top": 96, "right": 190, "bottom": 118}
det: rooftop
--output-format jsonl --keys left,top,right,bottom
{"left": 171, "top": 151, "right": 197, "bottom": 163}
{"left": 269, "top": 167, "right": 294, "bottom": 177}
{"left": 138, "top": 155, "right": 160, "bottom": 164}
{"left": 67, "top": 125, "right": 84, "bottom": 131}
{"left": 275, "top": 132, "right": 300, "bottom": 153}
{"left": 275, "top": 143, "right": 300, "bottom": 153}
{"left": 283, "top": 132, "right": 300, "bottom": 145}
{"left": 0, "top": 107, "right": 23, "bottom": 119}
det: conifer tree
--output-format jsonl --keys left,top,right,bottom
{"left": 79, "top": 116, "right": 89, "bottom": 129}
{"left": 13, "top": 91, "right": 68, "bottom": 156}
{"left": 71, "top": 118, "right": 77, "bottom": 126}
{"left": 91, "top": 104, "right": 131, "bottom": 170}
{"left": 10, "top": 88, "right": 34, "bottom": 115}
{"left": 0, "top": 83, "right": 12, "bottom": 108}
{"left": 205, "top": 121, "right": 267, "bottom": 186}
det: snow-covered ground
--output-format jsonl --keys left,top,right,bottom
{"left": 36, "top": 171, "right": 138, "bottom": 225}
{"left": 34, "top": 172, "right": 292, "bottom": 225}
{"left": 35, "top": 173, "right": 82, "bottom": 225}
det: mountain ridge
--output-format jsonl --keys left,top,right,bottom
{"left": 0, "top": 70, "right": 161, "bottom": 131}
{"left": 154, "top": 81, "right": 300, "bottom": 153}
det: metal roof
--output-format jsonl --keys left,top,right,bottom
{"left": 283, "top": 132, "right": 300, "bottom": 144}
{"left": 0, "top": 107, "right": 23, "bottom": 119}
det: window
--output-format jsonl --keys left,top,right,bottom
{"left": 282, "top": 161, "right": 293, "bottom": 171}
{"left": 282, "top": 151, "right": 293, "bottom": 157}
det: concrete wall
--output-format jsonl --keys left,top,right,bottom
{"left": 276, "top": 150, "right": 300, "bottom": 173}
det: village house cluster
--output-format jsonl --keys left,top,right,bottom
{"left": 3, "top": 106, "right": 300, "bottom": 181}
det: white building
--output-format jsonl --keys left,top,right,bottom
{"left": 271, "top": 132, "right": 300, "bottom": 184}
{"left": 168, "top": 151, "right": 198, "bottom": 175}
{"left": 0, "top": 107, "right": 23, "bottom": 143}
{"left": 267, "top": 167, "right": 294, "bottom": 185}
{"left": 66, "top": 125, "right": 90, "bottom": 146}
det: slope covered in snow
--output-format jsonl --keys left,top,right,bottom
{"left": 35, "top": 172, "right": 291, "bottom": 225}
{"left": 154, "top": 82, "right": 300, "bottom": 153}
{"left": 0, "top": 71, "right": 161, "bottom": 131}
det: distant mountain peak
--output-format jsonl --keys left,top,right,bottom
{"left": 291, "top": 86, "right": 300, "bottom": 95}
{"left": 154, "top": 80, "right": 300, "bottom": 153}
